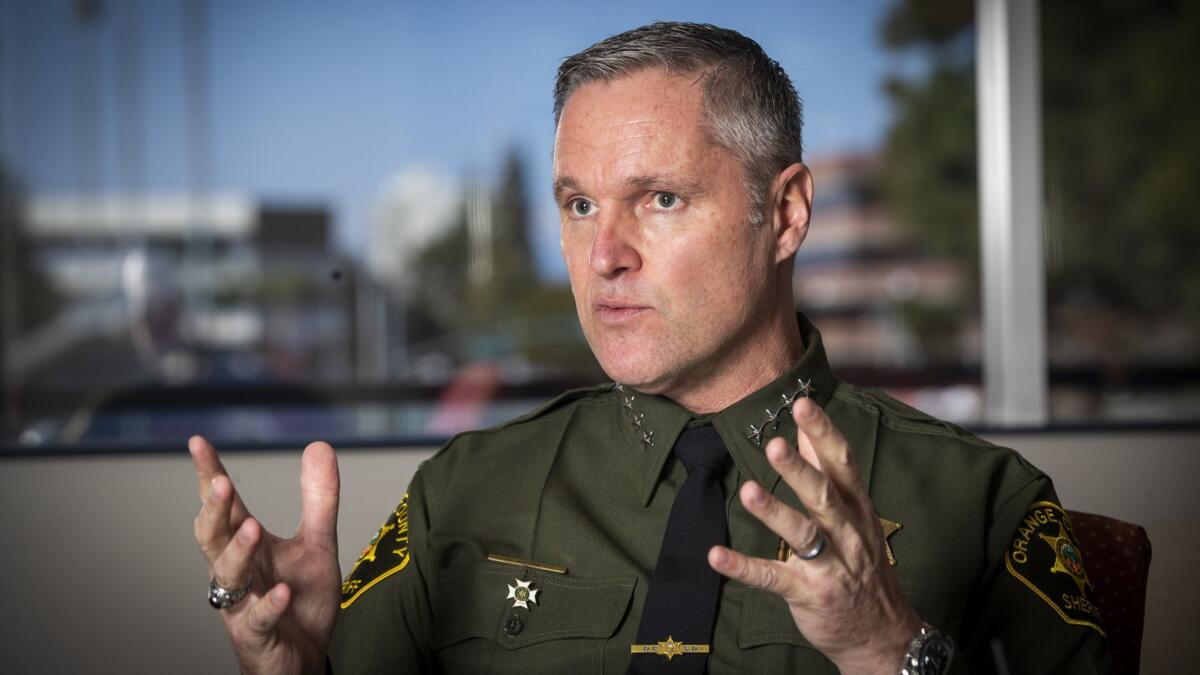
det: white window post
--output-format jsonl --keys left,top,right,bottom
{"left": 976, "top": 0, "right": 1048, "bottom": 426}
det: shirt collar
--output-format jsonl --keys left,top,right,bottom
{"left": 617, "top": 313, "right": 839, "bottom": 505}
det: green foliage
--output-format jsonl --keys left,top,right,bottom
{"left": 881, "top": 0, "right": 1200, "bottom": 340}
{"left": 881, "top": 65, "right": 979, "bottom": 271}
{"left": 411, "top": 147, "right": 591, "bottom": 368}
{"left": 0, "top": 166, "right": 62, "bottom": 333}
{"left": 880, "top": 0, "right": 972, "bottom": 49}
{"left": 1040, "top": 0, "right": 1200, "bottom": 324}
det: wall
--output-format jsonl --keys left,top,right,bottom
{"left": 0, "top": 430, "right": 1195, "bottom": 674}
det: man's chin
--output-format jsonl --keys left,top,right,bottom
{"left": 595, "top": 353, "right": 670, "bottom": 393}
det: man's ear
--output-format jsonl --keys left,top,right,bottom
{"left": 770, "top": 163, "right": 814, "bottom": 264}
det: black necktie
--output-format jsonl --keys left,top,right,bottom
{"left": 627, "top": 425, "right": 729, "bottom": 674}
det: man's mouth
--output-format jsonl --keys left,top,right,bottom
{"left": 593, "top": 299, "right": 651, "bottom": 323}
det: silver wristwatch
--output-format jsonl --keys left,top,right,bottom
{"left": 899, "top": 623, "right": 954, "bottom": 675}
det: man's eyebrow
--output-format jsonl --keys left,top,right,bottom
{"left": 552, "top": 174, "right": 707, "bottom": 201}
{"left": 552, "top": 176, "right": 581, "bottom": 201}
{"left": 625, "top": 175, "right": 706, "bottom": 196}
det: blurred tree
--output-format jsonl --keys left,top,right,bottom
{"left": 0, "top": 165, "right": 62, "bottom": 334}
{"left": 469, "top": 146, "right": 539, "bottom": 326}
{"left": 879, "top": 0, "right": 978, "bottom": 286}
{"left": 1, "top": 164, "right": 63, "bottom": 436}
{"left": 1040, "top": 0, "right": 1200, "bottom": 330}
{"left": 880, "top": 0, "right": 1200, "bottom": 351}
{"left": 412, "top": 199, "right": 471, "bottom": 333}
{"left": 412, "top": 147, "right": 594, "bottom": 373}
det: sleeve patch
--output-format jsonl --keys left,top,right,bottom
{"left": 340, "top": 493, "right": 410, "bottom": 609}
{"left": 1004, "top": 500, "right": 1105, "bottom": 635}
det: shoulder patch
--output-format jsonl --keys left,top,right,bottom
{"left": 1004, "top": 501, "right": 1104, "bottom": 635}
{"left": 340, "top": 494, "right": 410, "bottom": 609}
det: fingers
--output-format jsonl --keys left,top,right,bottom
{"left": 212, "top": 517, "right": 261, "bottom": 590}
{"left": 195, "top": 474, "right": 237, "bottom": 563}
{"left": 298, "top": 441, "right": 340, "bottom": 548}
{"left": 792, "top": 398, "right": 864, "bottom": 499}
{"left": 239, "top": 583, "right": 290, "bottom": 649}
{"left": 189, "top": 435, "right": 251, "bottom": 524}
{"left": 708, "top": 546, "right": 796, "bottom": 599}
{"left": 189, "top": 435, "right": 228, "bottom": 502}
{"left": 739, "top": 480, "right": 823, "bottom": 554}
{"left": 764, "top": 435, "right": 856, "bottom": 541}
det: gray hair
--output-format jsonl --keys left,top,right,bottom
{"left": 553, "top": 22, "right": 804, "bottom": 224}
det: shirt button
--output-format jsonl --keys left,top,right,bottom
{"left": 503, "top": 616, "right": 524, "bottom": 637}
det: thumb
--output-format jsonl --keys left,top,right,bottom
{"left": 299, "top": 441, "right": 340, "bottom": 547}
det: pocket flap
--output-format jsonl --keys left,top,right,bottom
{"left": 432, "top": 560, "right": 636, "bottom": 651}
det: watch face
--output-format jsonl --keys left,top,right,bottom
{"left": 919, "top": 635, "right": 954, "bottom": 674}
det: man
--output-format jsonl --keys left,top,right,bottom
{"left": 191, "top": 22, "right": 1111, "bottom": 674}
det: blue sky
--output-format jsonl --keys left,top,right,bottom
{"left": 2, "top": 0, "right": 912, "bottom": 278}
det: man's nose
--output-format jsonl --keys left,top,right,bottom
{"left": 590, "top": 213, "right": 642, "bottom": 277}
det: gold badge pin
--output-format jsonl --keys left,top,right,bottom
{"left": 506, "top": 578, "right": 539, "bottom": 610}
{"left": 630, "top": 635, "right": 710, "bottom": 661}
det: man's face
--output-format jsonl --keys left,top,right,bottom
{"left": 554, "top": 68, "right": 779, "bottom": 396}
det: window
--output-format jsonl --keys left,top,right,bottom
{"left": 11, "top": 1, "right": 1187, "bottom": 453}
{"left": 1039, "top": 0, "right": 1200, "bottom": 423}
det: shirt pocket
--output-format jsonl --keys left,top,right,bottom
{"left": 432, "top": 560, "right": 636, "bottom": 674}
{"left": 737, "top": 587, "right": 964, "bottom": 674}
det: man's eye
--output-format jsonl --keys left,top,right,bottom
{"left": 654, "top": 193, "right": 679, "bottom": 209}
{"left": 569, "top": 199, "right": 593, "bottom": 216}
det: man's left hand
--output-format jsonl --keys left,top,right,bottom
{"left": 708, "top": 397, "right": 922, "bottom": 675}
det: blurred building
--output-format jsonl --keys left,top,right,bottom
{"left": 798, "top": 153, "right": 976, "bottom": 368}
{"left": 798, "top": 153, "right": 980, "bottom": 420}
{"left": 12, "top": 194, "right": 355, "bottom": 393}
{"left": 367, "top": 167, "right": 461, "bottom": 292}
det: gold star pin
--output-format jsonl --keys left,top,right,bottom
{"left": 630, "top": 635, "right": 710, "bottom": 661}
{"left": 505, "top": 578, "right": 538, "bottom": 610}
{"left": 880, "top": 517, "right": 902, "bottom": 566}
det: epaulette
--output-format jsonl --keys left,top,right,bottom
{"left": 482, "top": 382, "right": 616, "bottom": 431}
{"left": 428, "top": 383, "right": 616, "bottom": 461}
{"left": 839, "top": 383, "right": 1002, "bottom": 449}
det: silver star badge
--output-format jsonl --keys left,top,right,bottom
{"left": 506, "top": 578, "right": 539, "bottom": 610}
{"left": 797, "top": 378, "right": 815, "bottom": 397}
{"left": 746, "top": 423, "right": 764, "bottom": 446}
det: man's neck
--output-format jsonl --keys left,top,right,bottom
{"left": 666, "top": 309, "right": 806, "bottom": 414}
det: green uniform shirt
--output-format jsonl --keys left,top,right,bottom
{"left": 329, "top": 315, "right": 1112, "bottom": 674}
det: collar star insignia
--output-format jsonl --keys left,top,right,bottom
{"left": 614, "top": 383, "right": 658, "bottom": 448}
{"left": 505, "top": 578, "right": 539, "bottom": 610}
{"left": 880, "top": 517, "right": 902, "bottom": 566}
{"left": 746, "top": 423, "right": 764, "bottom": 446}
{"left": 797, "top": 377, "right": 815, "bottom": 398}
{"left": 747, "top": 377, "right": 819, "bottom": 447}
{"left": 763, "top": 407, "right": 780, "bottom": 426}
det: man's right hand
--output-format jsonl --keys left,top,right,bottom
{"left": 190, "top": 436, "right": 342, "bottom": 675}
